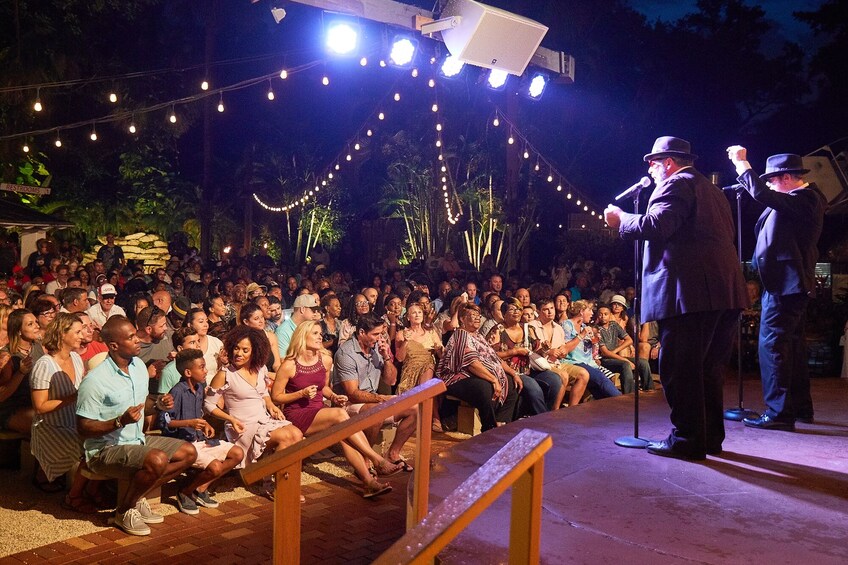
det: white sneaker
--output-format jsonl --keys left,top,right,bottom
{"left": 111, "top": 508, "right": 151, "bottom": 536}
{"left": 135, "top": 497, "right": 164, "bottom": 524}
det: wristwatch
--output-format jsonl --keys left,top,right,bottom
{"left": 114, "top": 417, "right": 123, "bottom": 429}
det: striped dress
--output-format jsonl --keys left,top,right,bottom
{"left": 30, "top": 353, "right": 84, "bottom": 481}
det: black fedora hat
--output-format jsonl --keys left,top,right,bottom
{"left": 759, "top": 153, "right": 809, "bottom": 180}
{"left": 643, "top": 136, "right": 698, "bottom": 162}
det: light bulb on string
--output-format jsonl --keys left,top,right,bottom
{"left": 508, "top": 131, "right": 515, "bottom": 144}
{"left": 431, "top": 103, "right": 438, "bottom": 112}
{"left": 267, "top": 80, "right": 275, "bottom": 100}
{"left": 379, "top": 60, "right": 387, "bottom": 68}
{"left": 169, "top": 105, "right": 177, "bottom": 123}
{"left": 547, "top": 175, "right": 554, "bottom": 182}
{"left": 354, "top": 142, "right": 361, "bottom": 150}
{"left": 394, "top": 92, "right": 401, "bottom": 101}
{"left": 54, "top": 131, "right": 62, "bottom": 147}
{"left": 335, "top": 164, "right": 340, "bottom": 170}
{"left": 322, "top": 75, "right": 331, "bottom": 86}
{"left": 428, "top": 79, "right": 435, "bottom": 88}
{"left": 108, "top": 91, "right": 118, "bottom": 103}
{"left": 280, "top": 69, "right": 288, "bottom": 79}
{"left": 411, "top": 68, "right": 418, "bottom": 78}
{"left": 378, "top": 112, "right": 385, "bottom": 120}
{"left": 346, "top": 153, "right": 352, "bottom": 161}
{"left": 534, "top": 159, "right": 540, "bottom": 172}
{"left": 441, "top": 166, "right": 447, "bottom": 172}
{"left": 128, "top": 114, "right": 137, "bottom": 134}
{"left": 33, "top": 88, "right": 43, "bottom": 112}
{"left": 523, "top": 148, "right": 530, "bottom": 159}
{"left": 576, "top": 199, "right": 581, "bottom": 205}
{"left": 556, "top": 184, "right": 562, "bottom": 192}
{"left": 22, "top": 144, "right": 30, "bottom": 153}
{"left": 567, "top": 193, "right": 572, "bottom": 199}
{"left": 217, "top": 94, "right": 225, "bottom": 113}
{"left": 436, "top": 123, "right": 442, "bottom": 131}
{"left": 438, "top": 154, "right": 444, "bottom": 161}
{"left": 328, "top": 172, "right": 334, "bottom": 179}
{"left": 201, "top": 79, "right": 209, "bottom": 91}
{"left": 493, "top": 116, "right": 500, "bottom": 127}
{"left": 89, "top": 124, "right": 98, "bottom": 141}
{"left": 360, "top": 57, "right": 368, "bottom": 66}
{"left": 584, "top": 205, "right": 589, "bottom": 211}
{"left": 435, "top": 139, "right": 442, "bottom": 148}
{"left": 366, "top": 129, "right": 373, "bottom": 137}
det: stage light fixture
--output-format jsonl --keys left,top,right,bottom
{"left": 439, "top": 55, "right": 465, "bottom": 78}
{"left": 326, "top": 22, "right": 359, "bottom": 55}
{"left": 389, "top": 37, "right": 417, "bottom": 67}
{"left": 522, "top": 73, "right": 549, "bottom": 100}
{"left": 487, "top": 69, "right": 509, "bottom": 90}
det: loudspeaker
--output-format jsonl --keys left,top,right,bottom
{"left": 803, "top": 155, "right": 847, "bottom": 203}
{"left": 440, "top": 0, "right": 548, "bottom": 76}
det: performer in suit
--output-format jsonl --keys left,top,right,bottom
{"left": 605, "top": 136, "right": 748, "bottom": 460}
{"left": 727, "top": 148, "right": 827, "bottom": 431}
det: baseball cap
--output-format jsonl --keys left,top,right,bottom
{"left": 292, "top": 294, "right": 319, "bottom": 309}
{"left": 99, "top": 283, "right": 117, "bottom": 297}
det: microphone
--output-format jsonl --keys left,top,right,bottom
{"left": 722, "top": 183, "right": 744, "bottom": 192}
{"left": 614, "top": 176, "right": 652, "bottom": 201}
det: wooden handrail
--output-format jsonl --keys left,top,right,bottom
{"left": 374, "top": 428, "right": 553, "bottom": 565}
{"left": 237, "top": 377, "right": 446, "bottom": 565}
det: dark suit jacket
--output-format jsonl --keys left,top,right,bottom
{"left": 737, "top": 170, "right": 826, "bottom": 296}
{"left": 619, "top": 167, "right": 748, "bottom": 322}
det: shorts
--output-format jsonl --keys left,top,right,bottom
{"left": 345, "top": 403, "right": 397, "bottom": 426}
{"left": 87, "top": 435, "right": 186, "bottom": 479}
{"left": 551, "top": 363, "right": 586, "bottom": 383}
{"left": 190, "top": 440, "right": 237, "bottom": 469}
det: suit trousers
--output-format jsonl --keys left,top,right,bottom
{"left": 759, "top": 291, "right": 812, "bottom": 420}
{"left": 657, "top": 309, "right": 739, "bottom": 456}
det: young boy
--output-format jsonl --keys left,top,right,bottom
{"left": 159, "top": 349, "right": 244, "bottom": 515}
{"left": 596, "top": 304, "right": 654, "bottom": 393}
{"left": 158, "top": 327, "right": 200, "bottom": 395}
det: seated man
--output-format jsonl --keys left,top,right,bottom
{"left": 158, "top": 349, "right": 243, "bottom": 514}
{"left": 596, "top": 304, "right": 653, "bottom": 393}
{"left": 332, "top": 314, "right": 416, "bottom": 468}
{"left": 76, "top": 316, "right": 197, "bottom": 537}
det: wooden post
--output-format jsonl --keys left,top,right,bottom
{"left": 509, "top": 459, "right": 544, "bottom": 565}
{"left": 409, "top": 396, "right": 433, "bottom": 529}
{"left": 274, "top": 462, "right": 303, "bottom": 565}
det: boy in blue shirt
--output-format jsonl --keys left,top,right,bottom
{"left": 159, "top": 349, "right": 243, "bottom": 514}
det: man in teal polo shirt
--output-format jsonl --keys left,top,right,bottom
{"left": 77, "top": 316, "right": 197, "bottom": 537}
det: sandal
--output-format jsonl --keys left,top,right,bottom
{"left": 32, "top": 468, "right": 64, "bottom": 494}
{"left": 375, "top": 461, "right": 403, "bottom": 477}
{"left": 389, "top": 458, "right": 414, "bottom": 472}
{"left": 432, "top": 420, "right": 444, "bottom": 433}
{"left": 62, "top": 494, "right": 98, "bottom": 514}
{"left": 362, "top": 481, "right": 393, "bottom": 499}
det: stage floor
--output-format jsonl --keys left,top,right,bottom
{"left": 428, "top": 378, "right": 848, "bottom": 565}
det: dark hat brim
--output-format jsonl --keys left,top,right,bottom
{"left": 643, "top": 151, "right": 699, "bottom": 162}
{"left": 759, "top": 168, "right": 809, "bottom": 180}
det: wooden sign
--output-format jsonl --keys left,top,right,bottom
{"left": 0, "top": 183, "right": 51, "bottom": 196}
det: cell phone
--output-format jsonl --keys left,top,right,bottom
{"left": 205, "top": 438, "right": 220, "bottom": 447}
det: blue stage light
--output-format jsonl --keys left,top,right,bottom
{"left": 389, "top": 38, "right": 417, "bottom": 67}
{"left": 440, "top": 55, "right": 465, "bottom": 78}
{"left": 326, "top": 23, "right": 359, "bottom": 55}
{"left": 527, "top": 74, "right": 547, "bottom": 99}
{"left": 487, "top": 69, "right": 509, "bottom": 90}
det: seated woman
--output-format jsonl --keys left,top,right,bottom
{"left": 435, "top": 303, "right": 519, "bottom": 432}
{"left": 30, "top": 313, "right": 96, "bottom": 512}
{"left": 239, "top": 303, "right": 281, "bottom": 385}
{"left": 396, "top": 303, "right": 444, "bottom": 430}
{"left": 337, "top": 293, "right": 370, "bottom": 346}
{"left": 0, "top": 309, "right": 39, "bottom": 438}
{"left": 204, "top": 326, "right": 303, "bottom": 499}
{"left": 319, "top": 294, "right": 342, "bottom": 356}
{"left": 496, "top": 298, "right": 563, "bottom": 416}
{"left": 271, "top": 322, "right": 399, "bottom": 498}
{"left": 562, "top": 300, "right": 622, "bottom": 400}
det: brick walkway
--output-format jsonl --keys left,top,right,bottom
{"left": 2, "top": 436, "right": 462, "bottom": 565}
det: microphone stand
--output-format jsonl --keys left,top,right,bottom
{"left": 724, "top": 189, "right": 759, "bottom": 421}
{"left": 615, "top": 188, "right": 650, "bottom": 449}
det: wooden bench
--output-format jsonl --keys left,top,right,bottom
{"left": 0, "top": 431, "right": 34, "bottom": 473}
{"left": 446, "top": 396, "right": 481, "bottom": 436}
{"left": 78, "top": 465, "right": 162, "bottom": 505}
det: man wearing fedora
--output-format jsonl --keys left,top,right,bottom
{"left": 727, "top": 147, "right": 827, "bottom": 431}
{"left": 605, "top": 136, "right": 747, "bottom": 460}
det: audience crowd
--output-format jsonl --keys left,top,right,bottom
{"left": 0, "top": 235, "right": 697, "bottom": 536}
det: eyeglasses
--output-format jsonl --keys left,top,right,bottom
{"left": 506, "top": 306, "right": 521, "bottom": 313}
{"left": 355, "top": 301, "right": 369, "bottom": 306}
{"left": 38, "top": 311, "right": 57, "bottom": 318}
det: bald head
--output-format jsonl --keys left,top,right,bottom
{"left": 152, "top": 290, "right": 172, "bottom": 312}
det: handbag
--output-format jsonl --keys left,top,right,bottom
{"left": 525, "top": 323, "right": 552, "bottom": 371}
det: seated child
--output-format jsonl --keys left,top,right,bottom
{"left": 159, "top": 349, "right": 244, "bottom": 515}
{"left": 158, "top": 327, "right": 201, "bottom": 395}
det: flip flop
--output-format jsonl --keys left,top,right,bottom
{"left": 375, "top": 461, "right": 403, "bottom": 477}
{"left": 362, "top": 481, "right": 393, "bottom": 499}
{"left": 389, "top": 458, "right": 414, "bottom": 472}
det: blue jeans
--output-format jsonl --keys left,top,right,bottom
{"left": 529, "top": 370, "right": 564, "bottom": 410}
{"left": 575, "top": 363, "right": 621, "bottom": 399}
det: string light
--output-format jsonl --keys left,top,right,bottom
{"left": 279, "top": 69, "right": 288, "bottom": 79}
{"left": 33, "top": 88, "right": 43, "bottom": 112}
{"left": 322, "top": 75, "right": 330, "bottom": 86}
{"left": 366, "top": 129, "right": 373, "bottom": 136}
{"left": 394, "top": 92, "right": 401, "bottom": 101}
{"left": 201, "top": 79, "right": 209, "bottom": 91}
{"left": 108, "top": 91, "right": 118, "bottom": 103}
{"left": 54, "top": 131, "right": 62, "bottom": 147}
{"left": 431, "top": 103, "right": 438, "bottom": 112}
{"left": 217, "top": 93, "right": 225, "bottom": 112}
{"left": 22, "top": 144, "right": 29, "bottom": 153}
{"left": 493, "top": 115, "right": 500, "bottom": 127}
{"left": 378, "top": 112, "right": 385, "bottom": 120}
{"left": 168, "top": 105, "right": 177, "bottom": 123}
{"left": 428, "top": 79, "right": 435, "bottom": 88}
{"left": 360, "top": 57, "right": 368, "bottom": 66}
{"left": 128, "top": 113, "right": 137, "bottom": 134}
{"left": 89, "top": 124, "right": 98, "bottom": 141}
{"left": 411, "top": 68, "right": 419, "bottom": 78}
{"left": 354, "top": 142, "right": 361, "bottom": 150}
{"left": 267, "top": 80, "right": 275, "bottom": 100}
